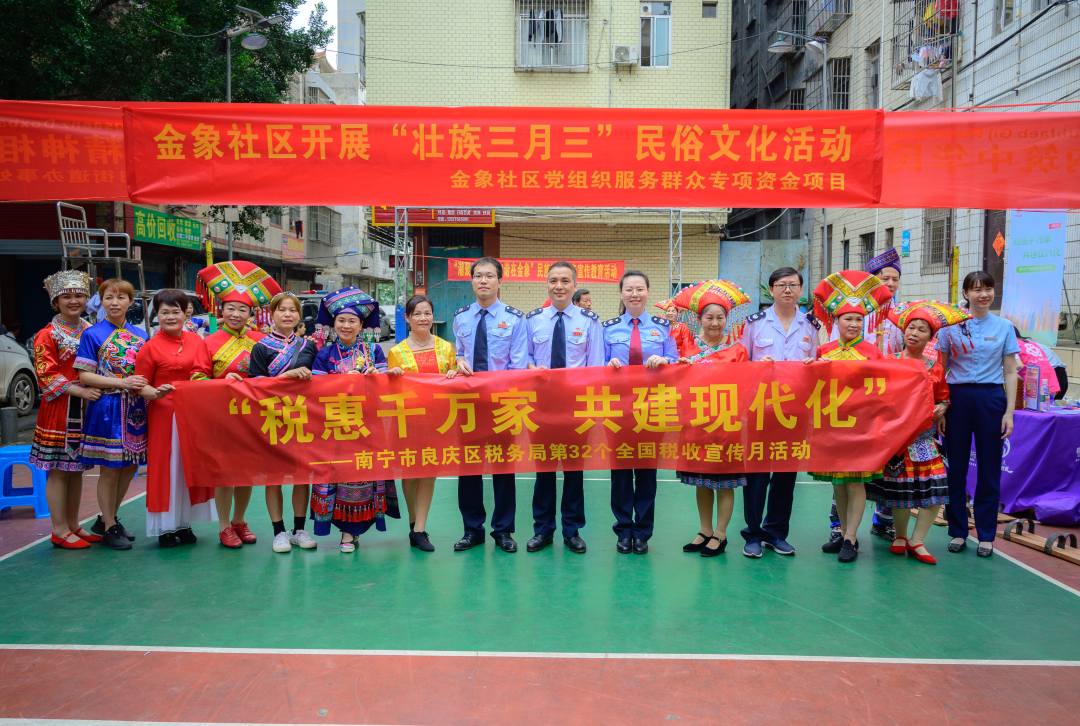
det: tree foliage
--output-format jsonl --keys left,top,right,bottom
{"left": 0, "top": 0, "right": 333, "bottom": 103}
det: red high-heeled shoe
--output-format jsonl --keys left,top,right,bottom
{"left": 906, "top": 540, "right": 937, "bottom": 564}
{"left": 890, "top": 537, "right": 908, "bottom": 555}
{"left": 51, "top": 533, "right": 91, "bottom": 550}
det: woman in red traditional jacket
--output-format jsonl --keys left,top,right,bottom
{"left": 674, "top": 280, "right": 751, "bottom": 558}
{"left": 867, "top": 301, "right": 969, "bottom": 564}
{"left": 30, "top": 271, "right": 103, "bottom": 549}
{"left": 807, "top": 270, "right": 893, "bottom": 563}
{"left": 190, "top": 261, "right": 280, "bottom": 549}
{"left": 134, "top": 289, "right": 216, "bottom": 547}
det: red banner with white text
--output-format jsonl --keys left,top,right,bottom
{"left": 2, "top": 101, "right": 1078, "bottom": 208}
{"left": 446, "top": 258, "right": 624, "bottom": 283}
{"left": 172, "top": 360, "right": 932, "bottom": 489}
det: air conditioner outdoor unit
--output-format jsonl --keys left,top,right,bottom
{"left": 612, "top": 44, "right": 638, "bottom": 65}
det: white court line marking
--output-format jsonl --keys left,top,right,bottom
{"left": 0, "top": 492, "right": 147, "bottom": 564}
{"left": 0, "top": 642, "right": 1077, "bottom": 665}
{"left": 967, "top": 534, "right": 1080, "bottom": 599}
{"left": 0, "top": 721, "right": 373, "bottom": 726}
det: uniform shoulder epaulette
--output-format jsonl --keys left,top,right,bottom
{"left": 805, "top": 312, "right": 821, "bottom": 330}
{"left": 581, "top": 309, "right": 599, "bottom": 321}
{"left": 746, "top": 310, "right": 766, "bottom": 324}
{"left": 454, "top": 305, "right": 471, "bottom": 317}
{"left": 603, "top": 317, "right": 621, "bottom": 328}
{"left": 505, "top": 305, "right": 523, "bottom": 318}
{"left": 652, "top": 316, "right": 671, "bottom": 327}
{"left": 526, "top": 307, "right": 544, "bottom": 319}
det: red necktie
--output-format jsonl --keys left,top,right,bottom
{"left": 629, "top": 318, "right": 644, "bottom": 366}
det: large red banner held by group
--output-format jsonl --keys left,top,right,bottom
{"left": 172, "top": 360, "right": 932, "bottom": 489}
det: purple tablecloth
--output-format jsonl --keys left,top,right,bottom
{"left": 965, "top": 408, "right": 1080, "bottom": 512}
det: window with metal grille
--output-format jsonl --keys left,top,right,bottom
{"left": 842, "top": 239, "right": 850, "bottom": 269}
{"left": 788, "top": 88, "right": 805, "bottom": 110}
{"left": 859, "top": 232, "right": 875, "bottom": 270}
{"left": 891, "top": 0, "right": 959, "bottom": 88}
{"left": 828, "top": 57, "right": 851, "bottom": 109}
{"left": 921, "top": 209, "right": 951, "bottom": 273}
{"left": 825, "top": 223, "right": 834, "bottom": 274}
{"left": 791, "top": 0, "right": 807, "bottom": 41}
{"left": 516, "top": 0, "right": 589, "bottom": 70}
{"left": 306, "top": 86, "right": 330, "bottom": 104}
{"left": 641, "top": 2, "right": 672, "bottom": 68}
{"left": 804, "top": 70, "right": 823, "bottom": 110}
{"left": 866, "top": 41, "right": 881, "bottom": 108}
{"left": 309, "top": 206, "right": 340, "bottom": 246}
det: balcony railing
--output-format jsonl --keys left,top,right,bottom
{"left": 807, "top": 0, "right": 852, "bottom": 37}
{"left": 890, "top": 0, "right": 959, "bottom": 90}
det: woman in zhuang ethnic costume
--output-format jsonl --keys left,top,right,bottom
{"left": 867, "top": 301, "right": 970, "bottom": 565}
{"left": 30, "top": 270, "right": 104, "bottom": 550}
{"left": 310, "top": 287, "right": 400, "bottom": 553}
{"left": 249, "top": 291, "right": 319, "bottom": 553}
{"left": 191, "top": 261, "right": 279, "bottom": 550}
{"left": 75, "top": 278, "right": 150, "bottom": 551}
{"left": 667, "top": 280, "right": 751, "bottom": 558}
{"left": 386, "top": 294, "right": 459, "bottom": 552}
{"left": 134, "top": 289, "right": 216, "bottom": 548}
{"left": 807, "top": 270, "right": 893, "bottom": 563}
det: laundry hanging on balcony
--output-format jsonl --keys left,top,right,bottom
{"left": 909, "top": 69, "right": 944, "bottom": 101}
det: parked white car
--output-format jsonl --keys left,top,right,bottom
{"left": 0, "top": 325, "right": 36, "bottom": 416}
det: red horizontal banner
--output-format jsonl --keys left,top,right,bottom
{"left": 447, "top": 258, "right": 624, "bottom": 283}
{"left": 172, "top": 360, "right": 932, "bottom": 489}
{"left": 1, "top": 101, "right": 1077, "bottom": 209}
{"left": 372, "top": 206, "right": 494, "bottom": 227}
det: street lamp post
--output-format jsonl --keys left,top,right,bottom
{"left": 216, "top": 6, "right": 286, "bottom": 260}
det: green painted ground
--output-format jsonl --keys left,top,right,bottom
{"left": 2, "top": 475, "right": 1078, "bottom": 660}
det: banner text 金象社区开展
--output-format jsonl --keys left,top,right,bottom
{"left": 171, "top": 359, "right": 933, "bottom": 489}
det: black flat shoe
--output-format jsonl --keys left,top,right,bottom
{"left": 409, "top": 530, "right": 435, "bottom": 552}
{"left": 616, "top": 537, "right": 633, "bottom": 554}
{"left": 494, "top": 534, "right": 518, "bottom": 553}
{"left": 563, "top": 535, "right": 587, "bottom": 554}
{"left": 454, "top": 534, "right": 484, "bottom": 551}
{"left": 683, "top": 532, "right": 709, "bottom": 552}
{"left": 176, "top": 528, "right": 197, "bottom": 545}
{"left": 158, "top": 534, "right": 180, "bottom": 548}
{"left": 527, "top": 534, "right": 553, "bottom": 552}
{"left": 948, "top": 539, "right": 967, "bottom": 553}
{"left": 700, "top": 536, "right": 727, "bottom": 558}
{"left": 632, "top": 538, "right": 649, "bottom": 555}
{"left": 977, "top": 543, "right": 994, "bottom": 558}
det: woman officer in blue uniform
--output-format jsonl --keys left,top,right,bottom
{"left": 603, "top": 270, "right": 678, "bottom": 555}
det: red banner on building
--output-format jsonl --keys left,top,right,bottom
{"left": 447, "top": 258, "right": 624, "bottom": 283}
{"left": 372, "top": 206, "right": 494, "bottom": 226}
{"left": 2, "top": 101, "right": 1078, "bottom": 209}
{"left": 172, "top": 360, "right": 933, "bottom": 489}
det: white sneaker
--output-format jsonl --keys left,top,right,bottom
{"left": 272, "top": 531, "right": 292, "bottom": 553}
{"left": 290, "top": 529, "right": 317, "bottom": 549}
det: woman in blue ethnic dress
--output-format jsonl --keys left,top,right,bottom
{"left": 75, "top": 278, "right": 149, "bottom": 551}
{"left": 309, "top": 287, "right": 400, "bottom": 553}
{"left": 249, "top": 291, "right": 319, "bottom": 553}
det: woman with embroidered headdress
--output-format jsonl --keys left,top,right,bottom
{"left": 386, "top": 294, "right": 458, "bottom": 552}
{"left": 310, "top": 287, "right": 400, "bottom": 553}
{"left": 30, "top": 271, "right": 103, "bottom": 550}
{"left": 191, "top": 261, "right": 279, "bottom": 549}
{"left": 249, "top": 291, "right": 319, "bottom": 553}
{"left": 75, "top": 278, "right": 150, "bottom": 551}
{"left": 671, "top": 280, "right": 751, "bottom": 558}
{"left": 866, "top": 301, "right": 969, "bottom": 565}
{"left": 806, "top": 270, "right": 893, "bottom": 563}
{"left": 133, "top": 289, "right": 216, "bottom": 547}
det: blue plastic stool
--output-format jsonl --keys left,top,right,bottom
{"left": 0, "top": 445, "right": 50, "bottom": 519}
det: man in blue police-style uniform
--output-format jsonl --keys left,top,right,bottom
{"left": 524, "top": 261, "right": 604, "bottom": 554}
{"left": 603, "top": 270, "right": 679, "bottom": 555}
{"left": 452, "top": 256, "right": 529, "bottom": 553}
{"left": 738, "top": 266, "right": 820, "bottom": 559}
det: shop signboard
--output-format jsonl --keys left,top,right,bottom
{"left": 132, "top": 206, "right": 202, "bottom": 250}
{"left": 282, "top": 234, "right": 305, "bottom": 262}
{"left": 372, "top": 207, "right": 494, "bottom": 227}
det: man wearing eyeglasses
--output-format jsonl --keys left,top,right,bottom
{"left": 738, "top": 266, "right": 820, "bottom": 560}
{"left": 451, "top": 256, "right": 528, "bottom": 553}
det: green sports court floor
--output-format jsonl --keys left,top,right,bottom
{"left": 1, "top": 474, "right": 1079, "bottom": 725}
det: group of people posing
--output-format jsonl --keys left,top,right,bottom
{"left": 29, "top": 248, "right": 1019, "bottom": 564}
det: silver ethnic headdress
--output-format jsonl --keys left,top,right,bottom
{"left": 43, "top": 270, "right": 92, "bottom": 301}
